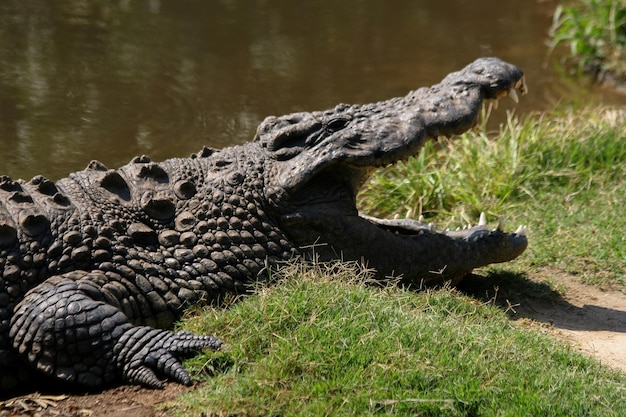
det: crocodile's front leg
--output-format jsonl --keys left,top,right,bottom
{"left": 10, "top": 270, "right": 222, "bottom": 388}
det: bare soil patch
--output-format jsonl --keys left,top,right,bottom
{"left": 512, "top": 269, "right": 626, "bottom": 373}
{"left": 3, "top": 267, "right": 625, "bottom": 416}
{"left": 460, "top": 267, "right": 626, "bottom": 373}
{"left": 0, "top": 383, "right": 188, "bottom": 417}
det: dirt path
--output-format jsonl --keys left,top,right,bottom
{"left": 512, "top": 269, "right": 626, "bottom": 373}
{"left": 459, "top": 268, "right": 626, "bottom": 373}
{"left": 2, "top": 268, "right": 625, "bottom": 417}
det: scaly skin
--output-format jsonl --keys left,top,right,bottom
{"left": 0, "top": 57, "right": 527, "bottom": 390}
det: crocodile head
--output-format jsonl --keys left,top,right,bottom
{"left": 255, "top": 57, "right": 528, "bottom": 286}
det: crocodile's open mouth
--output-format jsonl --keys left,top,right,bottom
{"left": 359, "top": 72, "right": 528, "bottom": 248}
{"left": 280, "top": 159, "right": 528, "bottom": 282}
{"left": 278, "top": 75, "right": 529, "bottom": 284}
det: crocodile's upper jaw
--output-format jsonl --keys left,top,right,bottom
{"left": 261, "top": 57, "right": 528, "bottom": 285}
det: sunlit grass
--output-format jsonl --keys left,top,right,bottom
{"left": 167, "top": 262, "right": 626, "bottom": 416}
{"left": 359, "top": 107, "right": 626, "bottom": 286}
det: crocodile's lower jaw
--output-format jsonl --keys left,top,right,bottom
{"left": 283, "top": 205, "right": 528, "bottom": 285}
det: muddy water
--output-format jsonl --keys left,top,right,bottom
{"left": 0, "top": 0, "right": 623, "bottom": 180}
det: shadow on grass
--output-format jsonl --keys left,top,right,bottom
{"left": 458, "top": 271, "right": 626, "bottom": 334}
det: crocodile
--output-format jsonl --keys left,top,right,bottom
{"left": 0, "top": 57, "right": 528, "bottom": 390}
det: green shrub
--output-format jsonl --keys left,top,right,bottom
{"left": 549, "top": 0, "right": 626, "bottom": 80}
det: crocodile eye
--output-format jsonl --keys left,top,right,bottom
{"left": 303, "top": 116, "right": 352, "bottom": 148}
{"left": 325, "top": 117, "right": 349, "bottom": 133}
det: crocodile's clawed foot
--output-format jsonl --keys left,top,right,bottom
{"left": 115, "top": 327, "right": 223, "bottom": 388}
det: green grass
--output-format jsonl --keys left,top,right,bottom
{"left": 360, "top": 107, "right": 626, "bottom": 287}
{"left": 164, "top": 107, "right": 626, "bottom": 415}
{"left": 549, "top": 0, "right": 626, "bottom": 82}
{"left": 166, "top": 263, "right": 625, "bottom": 416}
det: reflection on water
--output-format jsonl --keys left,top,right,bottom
{"left": 0, "top": 0, "right": 623, "bottom": 180}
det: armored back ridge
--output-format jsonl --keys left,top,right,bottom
{"left": 1, "top": 57, "right": 527, "bottom": 390}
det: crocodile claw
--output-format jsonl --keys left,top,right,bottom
{"left": 115, "top": 327, "right": 223, "bottom": 388}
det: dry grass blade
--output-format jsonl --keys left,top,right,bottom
{"left": 0, "top": 393, "right": 68, "bottom": 412}
{"left": 370, "top": 398, "right": 459, "bottom": 406}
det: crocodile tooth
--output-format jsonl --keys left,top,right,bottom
{"left": 393, "top": 213, "right": 400, "bottom": 220}
{"left": 514, "top": 225, "right": 526, "bottom": 236}
{"left": 517, "top": 77, "right": 528, "bottom": 95}
{"left": 483, "top": 101, "right": 493, "bottom": 120}
{"left": 428, "top": 222, "right": 435, "bottom": 231}
{"left": 509, "top": 88, "right": 519, "bottom": 103}
{"left": 492, "top": 99, "right": 499, "bottom": 110}
{"left": 405, "top": 209, "right": 413, "bottom": 219}
{"left": 418, "top": 214, "right": 425, "bottom": 223}
{"left": 496, "top": 220, "right": 505, "bottom": 232}
{"left": 478, "top": 212, "right": 487, "bottom": 226}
